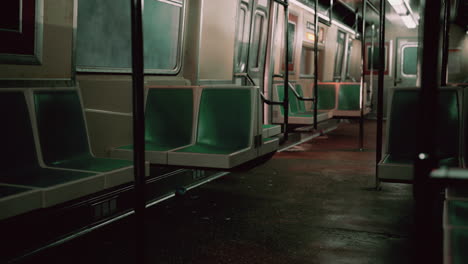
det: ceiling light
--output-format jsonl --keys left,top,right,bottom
{"left": 401, "top": 15, "right": 417, "bottom": 29}
{"left": 388, "top": 0, "right": 409, "bottom": 15}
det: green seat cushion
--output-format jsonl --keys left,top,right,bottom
{"left": 49, "top": 154, "right": 133, "bottom": 172}
{"left": 383, "top": 155, "right": 458, "bottom": 167}
{"left": 338, "top": 84, "right": 361, "bottom": 110}
{"left": 263, "top": 124, "right": 277, "bottom": 129}
{"left": 189, "top": 88, "right": 252, "bottom": 153}
{"left": 447, "top": 201, "right": 468, "bottom": 226}
{"left": 387, "top": 89, "right": 459, "bottom": 165}
{"left": 295, "top": 84, "right": 307, "bottom": 112}
{"left": 0, "top": 185, "right": 35, "bottom": 198}
{"left": 450, "top": 228, "right": 468, "bottom": 264}
{"left": 1, "top": 168, "right": 95, "bottom": 188}
{"left": 0, "top": 92, "right": 41, "bottom": 171}
{"left": 145, "top": 88, "right": 193, "bottom": 149}
{"left": 317, "top": 84, "right": 336, "bottom": 110}
{"left": 382, "top": 155, "right": 413, "bottom": 164}
{"left": 276, "top": 85, "right": 300, "bottom": 115}
{"left": 34, "top": 90, "right": 133, "bottom": 172}
{"left": 176, "top": 143, "right": 244, "bottom": 155}
{"left": 290, "top": 112, "right": 314, "bottom": 117}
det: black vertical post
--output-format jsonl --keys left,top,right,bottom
{"left": 370, "top": 24, "right": 374, "bottom": 99}
{"left": 441, "top": 0, "right": 451, "bottom": 86}
{"left": 130, "top": 0, "right": 146, "bottom": 263}
{"left": 375, "top": 0, "right": 385, "bottom": 190}
{"left": 283, "top": 0, "right": 289, "bottom": 140}
{"left": 414, "top": 0, "right": 443, "bottom": 262}
{"left": 359, "top": 0, "right": 366, "bottom": 150}
{"left": 313, "top": 0, "right": 318, "bottom": 130}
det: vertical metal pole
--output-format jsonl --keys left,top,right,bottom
{"left": 441, "top": 0, "right": 451, "bottom": 86}
{"left": 414, "top": 0, "right": 443, "bottom": 262}
{"left": 359, "top": 0, "right": 367, "bottom": 150}
{"left": 130, "top": 0, "right": 146, "bottom": 263}
{"left": 283, "top": 0, "right": 289, "bottom": 140}
{"left": 313, "top": 0, "right": 319, "bottom": 130}
{"left": 370, "top": 24, "right": 375, "bottom": 103}
{"left": 376, "top": 0, "right": 385, "bottom": 190}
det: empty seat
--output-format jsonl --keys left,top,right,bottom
{"left": 445, "top": 227, "right": 468, "bottom": 264}
{"left": 378, "top": 88, "right": 460, "bottom": 181}
{"left": 316, "top": 83, "right": 337, "bottom": 111}
{"left": 111, "top": 87, "right": 194, "bottom": 164}
{"left": 33, "top": 89, "right": 136, "bottom": 188}
{"left": 0, "top": 185, "right": 42, "bottom": 220}
{"left": 326, "top": 82, "right": 371, "bottom": 117}
{"left": 273, "top": 84, "right": 332, "bottom": 125}
{"left": 0, "top": 91, "right": 103, "bottom": 213}
{"left": 168, "top": 87, "right": 257, "bottom": 168}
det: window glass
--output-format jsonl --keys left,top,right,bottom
{"left": 236, "top": 7, "right": 247, "bottom": 71}
{"left": 344, "top": 40, "right": 353, "bottom": 79}
{"left": 77, "top": 0, "right": 185, "bottom": 73}
{"left": 333, "top": 31, "right": 346, "bottom": 79}
{"left": 251, "top": 14, "right": 265, "bottom": 68}
{"left": 287, "top": 22, "right": 296, "bottom": 65}
{"left": 300, "top": 46, "right": 315, "bottom": 76}
{"left": 402, "top": 46, "right": 418, "bottom": 75}
{"left": 367, "top": 45, "right": 386, "bottom": 71}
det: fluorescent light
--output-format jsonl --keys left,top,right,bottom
{"left": 401, "top": 15, "right": 417, "bottom": 29}
{"left": 388, "top": 0, "right": 408, "bottom": 15}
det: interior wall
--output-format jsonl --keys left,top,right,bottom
{"left": 322, "top": 24, "right": 338, "bottom": 81}
{"left": 447, "top": 24, "right": 468, "bottom": 83}
{"left": 0, "top": 0, "right": 74, "bottom": 80}
{"left": 198, "top": 0, "right": 238, "bottom": 82}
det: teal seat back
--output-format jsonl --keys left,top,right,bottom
{"left": 0, "top": 92, "right": 40, "bottom": 171}
{"left": 388, "top": 89, "right": 459, "bottom": 161}
{"left": 197, "top": 88, "right": 252, "bottom": 150}
{"left": 295, "top": 84, "right": 307, "bottom": 112}
{"left": 316, "top": 84, "right": 336, "bottom": 110}
{"left": 338, "top": 84, "right": 361, "bottom": 110}
{"left": 276, "top": 85, "right": 300, "bottom": 114}
{"left": 34, "top": 90, "right": 92, "bottom": 165}
{"left": 145, "top": 88, "right": 193, "bottom": 148}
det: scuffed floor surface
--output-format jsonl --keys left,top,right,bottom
{"left": 20, "top": 120, "right": 413, "bottom": 264}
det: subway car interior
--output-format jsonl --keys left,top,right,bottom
{"left": 1, "top": 0, "right": 467, "bottom": 263}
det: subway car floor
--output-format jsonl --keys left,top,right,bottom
{"left": 19, "top": 120, "right": 414, "bottom": 264}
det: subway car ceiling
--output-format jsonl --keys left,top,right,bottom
{"left": 304, "top": 0, "right": 467, "bottom": 32}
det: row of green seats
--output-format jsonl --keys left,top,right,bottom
{"left": 0, "top": 89, "right": 139, "bottom": 220}
{"left": 111, "top": 86, "right": 278, "bottom": 169}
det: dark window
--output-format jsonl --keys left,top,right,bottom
{"left": 333, "top": 31, "right": 346, "bottom": 79}
{"left": 402, "top": 46, "right": 417, "bottom": 75}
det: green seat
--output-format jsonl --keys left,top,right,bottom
{"left": 316, "top": 84, "right": 336, "bottom": 110}
{"left": 337, "top": 84, "right": 361, "bottom": 110}
{"left": 263, "top": 124, "right": 277, "bottom": 129}
{"left": 0, "top": 92, "right": 96, "bottom": 184}
{"left": 176, "top": 88, "right": 252, "bottom": 154}
{"left": 385, "top": 89, "right": 459, "bottom": 167}
{"left": 118, "top": 88, "right": 193, "bottom": 152}
{"left": 447, "top": 200, "right": 468, "bottom": 226}
{"left": 0, "top": 185, "right": 34, "bottom": 198}
{"left": 34, "top": 90, "right": 133, "bottom": 172}
{"left": 0, "top": 91, "right": 99, "bottom": 212}
{"left": 449, "top": 228, "right": 468, "bottom": 264}
{"left": 277, "top": 84, "right": 314, "bottom": 116}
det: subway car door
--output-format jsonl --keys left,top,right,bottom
{"left": 394, "top": 38, "right": 418, "bottom": 87}
{"left": 234, "top": 0, "right": 270, "bottom": 88}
